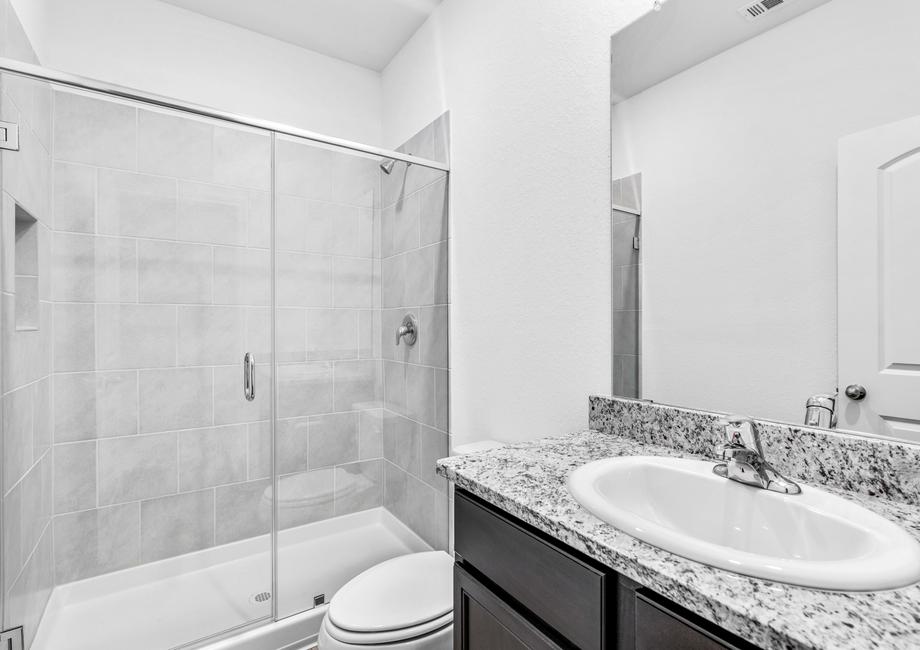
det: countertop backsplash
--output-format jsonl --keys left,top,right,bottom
{"left": 589, "top": 395, "right": 920, "bottom": 507}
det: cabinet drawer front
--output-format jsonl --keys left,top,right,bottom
{"left": 636, "top": 593, "right": 753, "bottom": 650}
{"left": 455, "top": 491, "right": 607, "bottom": 650}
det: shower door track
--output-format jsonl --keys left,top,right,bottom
{"left": 0, "top": 57, "right": 450, "bottom": 172}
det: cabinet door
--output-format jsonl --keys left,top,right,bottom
{"left": 635, "top": 592, "right": 757, "bottom": 650}
{"left": 454, "top": 565, "right": 564, "bottom": 650}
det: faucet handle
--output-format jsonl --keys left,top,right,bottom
{"left": 716, "top": 415, "right": 762, "bottom": 457}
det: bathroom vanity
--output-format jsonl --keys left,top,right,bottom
{"left": 454, "top": 488, "right": 757, "bottom": 649}
{"left": 439, "top": 396, "right": 920, "bottom": 650}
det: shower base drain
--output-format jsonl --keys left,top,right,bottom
{"left": 249, "top": 591, "right": 272, "bottom": 605}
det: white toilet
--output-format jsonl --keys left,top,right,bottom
{"left": 318, "top": 551, "right": 454, "bottom": 649}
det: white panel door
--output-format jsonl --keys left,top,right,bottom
{"left": 838, "top": 115, "right": 920, "bottom": 441}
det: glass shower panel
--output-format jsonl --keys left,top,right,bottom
{"left": 273, "top": 133, "right": 450, "bottom": 620}
{"left": 1, "top": 78, "right": 274, "bottom": 650}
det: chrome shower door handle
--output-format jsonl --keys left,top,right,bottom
{"left": 243, "top": 352, "right": 255, "bottom": 402}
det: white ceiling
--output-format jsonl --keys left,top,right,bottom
{"left": 612, "top": 0, "right": 834, "bottom": 102}
{"left": 160, "top": 0, "right": 442, "bottom": 71}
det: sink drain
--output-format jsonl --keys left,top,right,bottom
{"left": 249, "top": 591, "right": 272, "bottom": 605}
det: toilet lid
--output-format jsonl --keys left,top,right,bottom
{"left": 328, "top": 551, "right": 454, "bottom": 634}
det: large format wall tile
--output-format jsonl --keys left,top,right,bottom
{"left": 308, "top": 412, "right": 358, "bottom": 469}
{"left": 276, "top": 363, "right": 334, "bottom": 418}
{"left": 137, "top": 240, "right": 212, "bottom": 304}
{"left": 52, "top": 232, "right": 137, "bottom": 302}
{"left": 306, "top": 309, "right": 358, "bottom": 361}
{"left": 215, "top": 479, "right": 271, "bottom": 544}
{"left": 212, "top": 246, "right": 270, "bottom": 306}
{"left": 138, "top": 367, "right": 213, "bottom": 433}
{"left": 381, "top": 194, "right": 419, "bottom": 258}
{"left": 333, "top": 360, "right": 380, "bottom": 411}
{"left": 53, "top": 371, "right": 137, "bottom": 442}
{"left": 213, "top": 125, "right": 271, "bottom": 191}
{"left": 53, "top": 91, "right": 137, "bottom": 170}
{"left": 275, "top": 418, "right": 309, "bottom": 474}
{"left": 98, "top": 433, "right": 178, "bottom": 505}
{"left": 275, "top": 138, "right": 333, "bottom": 201}
{"left": 334, "top": 459, "right": 383, "bottom": 516}
{"left": 3, "top": 384, "right": 33, "bottom": 492}
{"left": 177, "top": 181, "right": 249, "bottom": 247}
{"left": 213, "top": 364, "right": 272, "bottom": 425}
{"left": 53, "top": 441, "right": 96, "bottom": 514}
{"left": 178, "top": 425, "right": 248, "bottom": 491}
{"left": 419, "top": 177, "right": 448, "bottom": 246}
{"left": 138, "top": 109, "right": 213, "bottom": 182}
{"left": 334, "top": 257, "right": 373, "bottom": 308}
{"left": 140, "top": 489, "right": 214, "bottom": 562}
{"left": 96, "top": 304, "right": 176, "bottom": 370}
{"left": 276, "top": 251, "right": 332, "bottom": 307}
{"left": 97, "top": 169, "right": 178, "bottom": 240}
{"left": 383, "top": 413, "right": 419, "bottom": 475}
{"left": 52, "top": 303, "right": 94, "bottom": 372}
{"left": 278, "top": 468, "right": 334, "bottom": 529}
{"left": 19, "top": 448, "right": 50, "bottom": 555}
{"left": 177, "top": 306, "right": 245, "bottom": 366}
{"left": 53, "top": 162, "right": 95, "bottom": 234}
{"left": 2, "top": 482, "right": 22, "bottom": 593}
{"left": 53, "top": 504, "right": 140, "bottom": 583}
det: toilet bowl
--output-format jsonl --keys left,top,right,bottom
{"left": 318, "top": 551, "right": 454, "bottom": 649}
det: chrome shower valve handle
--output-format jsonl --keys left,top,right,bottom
{"left": 395, "top": 313, "right": 418, "bottom": 346}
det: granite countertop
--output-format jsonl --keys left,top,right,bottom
{"left": 437, "top": 430, "right": 920, "bottom": 650}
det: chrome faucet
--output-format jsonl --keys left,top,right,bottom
{"left": 713, "top": 415, "right": 801, "bottom": 495}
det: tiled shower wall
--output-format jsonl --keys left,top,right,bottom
{"left": 0, "top": 3, "right": 54, "bottom": 647}
{"left": 271, "top": 135, "right": 383, "bottom": 534}
{"left": 2, "top": 53, "right": 449, "bottom": 645}
{"left": 611, "top": 173, "right": 641, "bottom": 398}
{"left": 48, "top": 89, "right": 277, "bottom": 585}
{"left": 380, "top": 114, "right": 450, "bottom": 550}
{"left": 47, "top": 90, "right": 394, "bottom": 585}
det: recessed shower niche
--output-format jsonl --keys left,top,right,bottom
{"left": 14, "top": 203, "right": 39, "bottom": 331}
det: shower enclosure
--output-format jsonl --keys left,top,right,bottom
{"left": 0, "top": 58, "right": 449, "bottom": 650}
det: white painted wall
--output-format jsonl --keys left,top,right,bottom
{"left": 611, "top": 0, "right": 920, "bottom": 423}
{"left": 382, "top": 0, "right": 651, "bottom": 446}
{"left": 10, "top": 0, "right": 382, "bottom": 144}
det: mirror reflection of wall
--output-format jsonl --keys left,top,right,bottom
{"left": 611, "top": 0, "right": 920, "bottom": 442}
{"left": 611, "top": 173, "right": 641, "bottom": 398}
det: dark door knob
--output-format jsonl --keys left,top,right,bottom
{"left": 844, "top": 384, "right": 867, "bottom": 401}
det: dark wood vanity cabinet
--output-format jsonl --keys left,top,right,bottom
{"left": 454, "top": 489, "right": 761, "bottom": 650}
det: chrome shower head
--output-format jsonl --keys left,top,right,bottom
{"left": 379, "top": 158, "right": 396, "bottom": 175}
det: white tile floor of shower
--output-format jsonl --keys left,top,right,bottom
{"left": 32, "top": 508, "right": 431, "bottom": 650}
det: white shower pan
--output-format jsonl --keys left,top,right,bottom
{"left": 32, "top": 508, "right": 431, "bottom": 650}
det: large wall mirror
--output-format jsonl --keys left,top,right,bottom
{"left": 611, "top": 0, "right": 920, "bottom": 442}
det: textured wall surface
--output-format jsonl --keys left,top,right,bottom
{"left": 381, "top": 0, "right": 652, "bottom": 446}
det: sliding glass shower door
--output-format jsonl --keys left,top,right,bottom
{"left": 2, "top": 75, "right": 275, "bottom": 649}
{"left": 272, "top": 129, "right": 451, "bottom": 621}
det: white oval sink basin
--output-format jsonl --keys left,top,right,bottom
{"left": 567, "top": 456, "right": 920, "bottom": 591}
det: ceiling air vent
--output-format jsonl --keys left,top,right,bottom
{"left": 738, "top": 0, "right": 790, "bottom": 21}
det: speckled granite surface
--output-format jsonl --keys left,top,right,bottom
{"left": 437, "top": 430, "right": 920, "bottom": 650}
{"left": 590, "top": 396, "right": 920, "bottom": 506}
